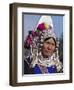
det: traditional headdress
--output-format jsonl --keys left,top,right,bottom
{"left": 34, "top": 15, "right": 56, "bottom": 49}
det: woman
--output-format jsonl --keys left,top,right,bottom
{"left": 24, "top": 15, "right": 62, "bottom": 74}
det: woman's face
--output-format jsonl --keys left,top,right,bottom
{"left": 42, "top": 38, "right": 56, "bottom": 58}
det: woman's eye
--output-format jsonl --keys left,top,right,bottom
{"left": 46, "top": 42, "right": 50, "bottom": 44}
{"left": 51, "top": 43, "right": 55, "bottom": 46}
{"left": 46, "top": 42, "right": 55, "bottom": 46}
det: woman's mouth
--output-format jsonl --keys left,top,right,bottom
{"left": 46, "top": 49, "right": 52, "bottom": 52}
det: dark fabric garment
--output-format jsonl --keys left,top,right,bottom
{"left": 24, "top": 60, "right": 34, "bottom": 74}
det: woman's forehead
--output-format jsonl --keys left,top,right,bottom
{"left": 44, "top": 37, "right": 55, "bottom": 41}
{"left": 44, "top": 38, "right": 56, "bottom": 43}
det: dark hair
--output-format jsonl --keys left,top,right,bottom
{"left": 44, "top": 37, "right": 56, "bottom": 47}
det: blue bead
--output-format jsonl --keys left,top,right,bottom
{"left": 33, "top": 65, "right": 42, "bottom": 74}
{"left": 47, "top": 66, "right": 57, "bottom": 73}
{"left": 33, "top": 65, "right": 57, "bottom": 74}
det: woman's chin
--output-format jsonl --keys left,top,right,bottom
{"left": 42, "top": 51, "right": 52, "bottom": 58}
{"left": 42, "top": 53, "right": 51, "bottom": 58}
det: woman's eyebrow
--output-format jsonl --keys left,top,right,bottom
{"left": 45, "top": 41, "right": 55, "bottom": 44}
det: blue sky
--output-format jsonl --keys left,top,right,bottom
{"left": 23, "top": 14, "right": 63, "bottom": 40}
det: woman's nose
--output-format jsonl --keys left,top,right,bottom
{"left": 47, "top": 45, "right": 52, "bottom": 50}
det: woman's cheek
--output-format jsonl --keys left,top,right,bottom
{"left": 51, "top": 46, "right": 55, "bottom": 53}
{"left": 44, "top": 43, "right": 48, "bottom": 49}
